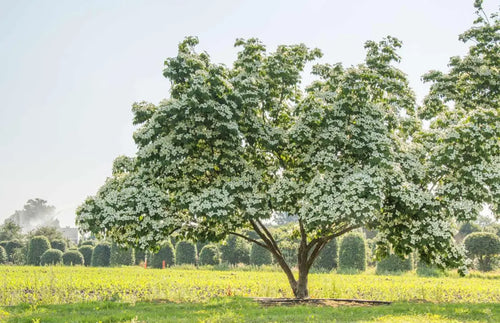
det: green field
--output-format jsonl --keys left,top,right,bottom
{"left": 1, "top": 266, "right": 499, "bottom": 322}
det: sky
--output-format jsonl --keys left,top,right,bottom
{"left": 0, "top": 0, "right": 496, "bottom": 227}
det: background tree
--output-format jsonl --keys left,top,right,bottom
{"left": 313, "top": 238, "right": 338, "bottom": 271}
{"left": 220, "top": 236, "right": 250, "bottom": 265}
{"left": 0, "top": 220, "right": 23, "bottom": 241}
{"left": 7, "top": 199, "right": 59, "bottom": 232}
{"left": 464, "top": 232, "right": 500, "bottom": 271}
{"left": 250, "top": 243, "right": 272, "bottom": 266}
{"left": 27, "top": 236, "right": 50, "bottom": 265}
{"left": 0, "top": 246, "right": 7, "bottom": 264}
{"left": 27, "top": 226, "right": 65, "bottom": 242}
{"left": 77, "top": 3, "right": 498, "bottom": 298}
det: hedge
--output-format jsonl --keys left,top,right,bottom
{"left": 51, "top": 239, "right": 67, "bottom": 252}
{"left": 376, "top": 254, "right": 413, "bottom": 274}
{"left": 314, "top": 239, "right": 338, "bottom": 270}
{"left": 220, "top": 235, "right": 250, "bottom": 265}
{"left": 0, "top": 246, "right": 6, "bottom": 264}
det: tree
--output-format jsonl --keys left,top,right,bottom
{"left": 0, "top": 220, "right": 23, "bottom": 241}
{"left": 464, "top": 232, "right": 500, "bottom": 271}
{"left": 339, "top": 233, "right": 366, "bottom": 272}
{"left": 175, "top": 241, "right": 197, "bottom": 265}
{"left": 250, "top": 243, "right": 272, "bottom": 266}
{"left": 313, "top": 238, "right": 338, "bottom": 271}
{"left": 151, "top": 241, "right": 175, "bottom": 268}
{"left": 220, "top": 235, "right": 250, "bottom": 265}
{"left": 0, "top": 246, "right": 7, "bottom": 264}
{"left": 7, "top": 199, "right": 59, "bottom": 232}
{"left": 91, "top": 242, "right": 111, "bottom": 267}
{"left": 28, "top": 226, "right": 65, "bottom": 242}
{"left": 110, "top": 243, "right": 135, "bottom": 266}
{"left": 199, "top": 245, "right": 220, "bottom": 266}
{"left": 76, "top": 3, "right": 499, "bottom": 298}
{"left": 78, "top": 245, "right": 93, "bottom": 266}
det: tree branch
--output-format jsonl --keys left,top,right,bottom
{"left": 229, "top": 232, "right": 268, "bottom": 249}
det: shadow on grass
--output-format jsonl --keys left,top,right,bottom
{"left": 1, "top": 297, "right": 499, "bottom": 322}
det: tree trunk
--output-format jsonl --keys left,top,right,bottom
{"left": 294, "top": 263, "right": 309, "bottom": 298}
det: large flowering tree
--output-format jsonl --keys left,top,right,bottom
{"left": 77, "top": 3, "right": 498, "bottom": 298}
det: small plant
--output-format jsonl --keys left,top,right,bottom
{"left": 40, "top": 249, "right": 63, "bottom": 265}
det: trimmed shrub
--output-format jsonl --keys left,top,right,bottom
{"left": 314, "top": 239, "right": 338, "bottom": 271}
{"left": 339, "top": 233, "right": 366, "bottom": 272}
{"left": 196, "top": 241, "right": 208, "bottom": 257}
{"left": 0, "top": 246, "right": 7, "bottom": 264}
{"left": 11, "top": 247, "right": 27, "bottom": 265}
{"left": 78, "top": 245, "right": 93, "bottom": 266}
{"left": 199, "top": 245, "right": 220, "bottom": 266}
{"left": 27, "top": 236, "right": 51, "bottom": 265}
{"left": 175, "top": 241, "right": 197, "bottom": 265}
{"left": 110, "top": 243, "right": 135, "bottom": 266}
{"left": 250, "top": 244, "right": 272, "bottom": 266}
{"left": 376, "top": 254, "right": 413, "bottom": 274}
{"left": 220, "top": 235, "right": 250, "bottom": 265}
{"left": 151, "top": 241, "right": 175, "bottom": 268}
{"left": 91, "top": 243, "right": 111, "bottom": 267}
{"left": 62, "top": 250, "right": 84, "bottom": 266}
{"left": 464, "top": 232, "right": 500, "bottom": 271}
{"left": 51, "top": 239, "right": 67, "bottom": 252}
{"left": 5, "top": 240, "right": 24, "bottom": 261}
{"left": 0, "top": 241, "right": 7, "bottom": 249}
{"left": 40, "top": 249, "right": 63, "bottom": 265}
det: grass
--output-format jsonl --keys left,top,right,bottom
{"left": 2, "top": 266, "right": 500, "bottom": 305}
{"left": 1, "top": 297, "right": 499, "bottom": 322}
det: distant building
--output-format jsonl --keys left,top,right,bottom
{"left": 59, "top": 227, "right": 79, "bottom": 244}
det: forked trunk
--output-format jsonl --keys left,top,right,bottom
{"left": 294, "top": 265, "right": 309, "bottom": 298}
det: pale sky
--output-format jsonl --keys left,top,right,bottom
{"left": 0, "top": 0, "right": 496, "bottom": 227}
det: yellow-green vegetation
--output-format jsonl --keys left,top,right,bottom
{"left": 1, "top": 266, "right": 499, "bottom": 306}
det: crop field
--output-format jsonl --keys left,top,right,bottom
{"left": 1, "top": 266, "right": 500, "bottom": 306}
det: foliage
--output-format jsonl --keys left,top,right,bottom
{"left": 0, "top": 246, "right": 6, "bottom": 264}
{"left": 0, "top": 241, "right": 7, "bottom": 249}
{"left": 91, "top": 242, "right": 111, "bottom": 267}
{"left": 50, "top": 239, "right": 67, "bottom": 252}
{"left": 175, "top": 241, "right": 197, "bottom": 265}
{"left": 78, "top": 245, "right": 93, "bottom": 266}
{"left": 250, "top": 243, "right": 272, "bottom": 266}
{"left": 0, "top": 220, "right": 22, "bottom": 242}
{"left": 376, "top": 254, "right": 413, "bottom": 275}
{"left": 464, "top": 232, "right": 500, "bottom": 271}
{"left": 339, "top": 233, "right": 366, "bottom": 272}
{"left": 40, "top": 249, "right": 63, "bottom": 266}
{"left": 459, "top": 222, "right": 482, "bottom": 236}
{"left": 220, "top": 235, "right": 250, "bottom": 265}
{"left": 7, "top": 199, "right": 59, "bottom": 232}
{"left": 313, "top": 238, "right": 338, "bottom": 271}
{"left": 62, "top": 250, "right": 84, "bottom": 266}
{"left": 199, "top": 244, "right": 220, "bottom": 265}
{"left": 27, "top": 236, "right": 51, "bottom": 266}
{"left": 151, "top": 241, "right": 175, "bottom": 268}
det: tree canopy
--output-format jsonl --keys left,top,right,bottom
{"left": 77, "top": 1, "right": 498, "bottom": 298}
